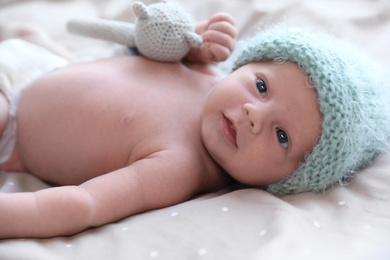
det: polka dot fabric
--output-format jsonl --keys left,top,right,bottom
{"left": 233, "top": 26, "right": 390, "bottom": 196}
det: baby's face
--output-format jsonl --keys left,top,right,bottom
{"left": 201, "top": 61, "right": 322, "bottom": 186}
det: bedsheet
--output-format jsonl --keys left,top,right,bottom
{"left": 1, "top": 0, "right": 390, "bottom": 259}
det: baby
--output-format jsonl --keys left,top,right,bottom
{"left": 0, "top": 13, "right": 389, "bottom": 239}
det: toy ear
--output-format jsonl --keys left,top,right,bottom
{"left": 132, "top": 1, "right": 150, "bottom": 19}
{"left": 185, "top": 32, "right": 203, "bottom": 48}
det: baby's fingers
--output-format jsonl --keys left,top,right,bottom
{"left": 206, "top": 42, "right": 231, "bottom": 62}
{"left": 202, "top": 29, "right": 236, "bottom": 54}
{"left": 187, "top": 13, "right": 238, "bottom": 63}
{"left": 203, "top": 13, "right": 238, "bottom": 62}
{"left": 207, "top": 13, "right": 238, "bottom": 39}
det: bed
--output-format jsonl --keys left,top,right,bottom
{"left": 1, "top": 0, "right": 390, "bottom": 259}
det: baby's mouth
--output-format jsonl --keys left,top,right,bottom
{"left": 223, "top": 115, "right": 237, "bottom": 147}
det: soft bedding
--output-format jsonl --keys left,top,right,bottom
{"left": 1, "top": 0, "right": 390, "bottom": 259}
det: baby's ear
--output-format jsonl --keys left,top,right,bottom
{"left": 185, "top": 32, "right": 202, "bottom": 48}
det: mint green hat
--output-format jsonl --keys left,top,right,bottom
{"left": 233, "top": 25, "right": 390, "bottom": 196}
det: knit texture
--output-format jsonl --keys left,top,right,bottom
{"left": 233, "top": 25, "right": 390, "bottom": 196}
{"left": 133, "top": 1, "right": 202, "bottom": 62}
{"left": 67, "top": 1, "right": 202, "bottom": 62}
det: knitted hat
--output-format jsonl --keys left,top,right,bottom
{"left": 232, "top": 25, "right": 390, "bottom": 196}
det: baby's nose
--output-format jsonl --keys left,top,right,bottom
{"left": 243, "top": 103, "right": 266, "bottom": 134}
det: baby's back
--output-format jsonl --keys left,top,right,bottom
{"left": 16, "top": 56, "right": 220, "bottom": 185}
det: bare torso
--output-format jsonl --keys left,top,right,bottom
{"left": 15, "top": 56, "right": 229, "bottom": 190}
{"left": 0, "top": 12, "right": 239, "bottom": 239}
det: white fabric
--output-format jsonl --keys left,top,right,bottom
{"left": 0, "top": 1, "right": 390, "bottom": 259}
{"left": 0, "top": 40, "right": 68, "bottom": 164}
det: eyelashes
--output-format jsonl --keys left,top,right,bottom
{"left": 255, "top": 77, "right": 289, "bottom": 149}
{"left": 256, "top": 79, "right": 267, "bottom": 98}
{"left": 276, "top": 129, "right": 288, "bottom": 149}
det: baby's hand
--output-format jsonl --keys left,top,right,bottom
{"left": 186, "top": 13, "right": 238, "bottom": 63}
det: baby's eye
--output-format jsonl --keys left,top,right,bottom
{"left": 276, "top": 129, "right": 288, "bottom": 149}
{"left": 256, "top": 79, "right": 267, "bottom": 98}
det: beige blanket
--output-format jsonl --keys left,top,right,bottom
{"left": 1, "top": 0, "right": 390, "bottom": 259}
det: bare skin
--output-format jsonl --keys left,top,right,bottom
{"left": 0, "top": 13, "right": 237, "bottom": 239}
{"left": 0, "top": 14, "right": 322, "bottom": 239}
{"left": 201, "top": 61, "right": 322, "bottom": 186}
{"left": 6, "top": 56, "right": 231, "bottom": 238}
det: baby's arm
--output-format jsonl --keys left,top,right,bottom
{"left": 185, "top": 13, "right": 238, "bottom": 64}
{"left": 0, "top": 151, "right": 200, "bottom": 239}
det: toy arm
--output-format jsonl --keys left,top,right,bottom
{"left": 186, "top": 31, "right": 203, "bottom": 49}
{"left": 185, "top": 13, "right": 238, "bottom": 64}
{"left": 67, "top": 19, "right": 137, "bottom": 47}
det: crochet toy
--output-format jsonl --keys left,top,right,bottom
{"left": 67, "top": 1, "right": 202, "bottom": 62}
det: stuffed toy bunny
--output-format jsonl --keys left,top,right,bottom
{"left": 67, "top": 1, "right": 202, "bottom": 62}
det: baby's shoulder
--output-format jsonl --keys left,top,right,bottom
{"left": 183, "top": 61, "right": 226, "bottom": 79}
{"left": 154, "top": 144, "right": 228, "bottom": 191}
